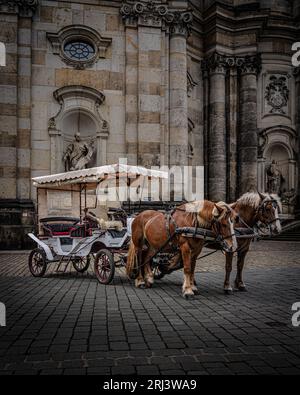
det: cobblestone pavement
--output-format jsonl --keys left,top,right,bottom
{"left": 0, "top": 241, "right": 300, "bottom": 375}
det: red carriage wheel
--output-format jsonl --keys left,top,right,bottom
{"left": 94, "top": 249, "right": 115, "bottom": 284}
{"left": 72, "top": 255, "right": 90, "bottom": 273}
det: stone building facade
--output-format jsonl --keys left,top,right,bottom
{"left": 0, "top": 0, "right": 299, "bottom": 248}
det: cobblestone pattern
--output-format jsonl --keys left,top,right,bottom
{"left": 0, "top": 241, "right": 300, "bottom": 375}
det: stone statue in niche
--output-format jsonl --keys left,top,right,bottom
{"left": 266, "top": 160, "right": 284, "bottom": 195}
{"left": 265, "top": 75, "right": 289, "bottom": 114}
{"left": 63, "top": 132, "right": 94, "bottom": 171}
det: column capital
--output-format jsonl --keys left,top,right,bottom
{"left": 0, "top": 0, "right": 39, "bottom": 16}
{"left": 201, "top": 52, "right": 227, "bottom": 75}
{"left": 120, "top": 1, "right": 193, "bottom": 36}
{"left": 202, "top": 52, "right": 261, "bottom": 76}
{"left": 238, "top": 55, "right": 261, "bottom": 75}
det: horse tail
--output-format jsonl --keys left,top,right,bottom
{"left": 126, "top": 239, "right": 138, "bottom": 278}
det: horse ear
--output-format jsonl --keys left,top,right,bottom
{"left": 212, "top": 204, "right": 224, "bottom": 217}
{"left": 258, "top": 191, "right": 265, "bottom": 201}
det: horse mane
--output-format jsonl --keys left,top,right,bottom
{"left": 182, "top": 200, "right": 216, "bottom": 228}
{"left": 236, "top": 192, "right": 268, "bottom": 209}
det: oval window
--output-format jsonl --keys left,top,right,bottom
{"left": 64, "top": 40, "right": 95, "bottom": 61}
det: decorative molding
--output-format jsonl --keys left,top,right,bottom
{"left": 0, "top": 0, "right": 39, "bottom": 15}
{"left": 201, "top": 52, "right": 261, "bottom": 76}
{"left": 120, "top": 1, "right": 193, "bottom": 36}
{"left": 265, "top": 75, "right": 289, "bottom": 115}
{"left": 187, "top": 71, "right": 198, "bottom": 97}
{"left": 49, "top": 85, "right": 108, "bottom": 136}
{"left": 47, "top": 25, "right": 112, "bottom": 70}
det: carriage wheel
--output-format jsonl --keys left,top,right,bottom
{"left": 72, "top": 255, "right": 90, "bottom": 273}
{"left": 28, "top": 248, "right": 47, "bottom": 277}
{"left": 153, "top": 265, "right": 165, "bottom": 280}
{"left": 94, "top": 249, "right": 115, "bottom": 285}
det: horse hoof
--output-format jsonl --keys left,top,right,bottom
{"left": 238, "top": 286, "right": 247, "bottom": 292}
{"left": 183, "top": 293, "right": 195, "bottom": 300}
{"left": 146, "top": 282, "right": 153, "bottom": 289}
{"left": 138, "top": 283, "right": 146, "bottom": 289}
{"left": 224, "top": 289, "right": 233, "bottom": 295}
{"left": 193, "top": 289, "right": 201, "bottom": 295}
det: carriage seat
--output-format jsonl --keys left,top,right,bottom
{"left": 40, "top": 217, "right": 80, "bottom": 237}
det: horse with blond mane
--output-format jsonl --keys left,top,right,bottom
{"left": 222, "top": 192, "right": 281, "bottom": 293}
{"left": 126, "top": 200, "right": 238, "bottom": 299}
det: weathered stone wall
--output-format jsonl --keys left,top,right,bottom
{"left": 31, "top": 0, "right": 126, "bottom": 185}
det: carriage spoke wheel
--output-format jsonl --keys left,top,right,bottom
{"left": 72, "top": 255, "right": 90, "bottom": 273}
{"left": 28, "top": 248, "right": 47, "bottom": 277}
{"left": 94, "top": 249, "right": 115, "bottom": 285}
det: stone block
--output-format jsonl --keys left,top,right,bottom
{"left": 138, "top": 124, "right": 161, "bottom": 142}
{"left": 139, "top": 94, "right": 160, "bottom": 112}
{"left": 40, "top": 6, "right": 55, "bottom": 23}
{"left": 17, "top": 129, "right": 30, "bottom": 149}
{"left": 32, "top": 50, "right": 46, "bottom": 66}
{"left": 0, "top": 116, "right": 17, "bottom": 134}
{"left": 17, "top": 148, "right": 30, "bottom": 168}
{"left": 0, "top": 177, "right": 16, "bottom": 198}
{"left": 139, "top": 32, "right": 161, "bottom": 51}
{"left": 83, "top": 10, "right": 105, "bottom": 30}
{"left": 32, "top": 67, "right": 55, "bottom": 86}
{"left": 0, "top": 147, "right": 16, "bottom": 166}
{"left": 0, "top": 132, "right": 16, "bottom": 147}
{"left": 106, "top": 14, "right": 120, "bottom": 31}
{"left": 18, "top": 29, "right": 31, "bottom": 46}
{"left": 139, "top": 112, "right": 160, "bottom": 124}
{"left": 0, "top": 103, "right": 17, "bottom": 116}
{"left": 31, "top": 149, "right": 50, "bottom": 171}
{"left": 0, "top": 85, "right": 17, "bottom": 104}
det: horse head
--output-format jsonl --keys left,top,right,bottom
{"left": 211, "top": 202, "right": 238, "bottom": 253}
{"left": 256, "top": 192, "right": 282, "bottom": 236}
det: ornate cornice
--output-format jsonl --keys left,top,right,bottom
{"left": 0, "top": 0, "right": 39, "bottom": 16}
{"left": 120, "top": 1, "right": 193, "bottom": 36}
{"left": 202, "top": 52, "right": 261, "bottom": 76}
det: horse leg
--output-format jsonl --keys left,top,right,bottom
{"left": 135, "top": 248, "right": 146, "bottom": 289}
{"left": 143, "top": 249, "right": 155, "bottom": 288}
{"left": 234, "top": 250, "right": 248, "bottom": 292}
{"left": 224, "top": 252, "right": 234, "bottom": 294}
{"left": 191, "top": 258, "right": 200, "bottom": 295}
{"left": 181, "top": 243, "right": 194, "bottom": 299}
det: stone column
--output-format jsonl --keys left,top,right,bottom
{"left": 227, "top": 66, "right": 238, "bottom": 202}
{"left": 0, "top": 11, "right": 18, "bottom": 200}
{"left": 17, "top": 15, "right": 32, "bottom": 200}
{"left": 206, "top": 54, "right": 227, "bottom": 202}
{"left": 294, "top": 67, "right": 300, "bottom": 214}
{"left": 124, "top": 23, "right": 138, "bottom": 165}
{"left": 169, "top": 24, "right": 189, "bottom": 167}
{"left": 238, "top": 56, "right": 260, "bottom": 194}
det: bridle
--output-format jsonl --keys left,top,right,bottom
{"left": 168, "top": 205, "right": 236, "bottom": 253}
{"left": 233, "top": 197, "right": 280, "bottom": 238}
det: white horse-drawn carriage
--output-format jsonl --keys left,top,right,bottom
{"left": 28, "top": 164, "right": 167, "bottom": 284}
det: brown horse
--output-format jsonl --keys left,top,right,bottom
{"left": 126, "top": 200, "right": 238, "bottom": 299}
{"left": 223, "top": 192, "right": 281, "bottom": 293}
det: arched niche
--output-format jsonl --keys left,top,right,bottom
{"left": 258, "top": 126, "right": 297, "bottom": 195}
{"left": 48, "top": 85, "right": 109, "bottom": 173}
